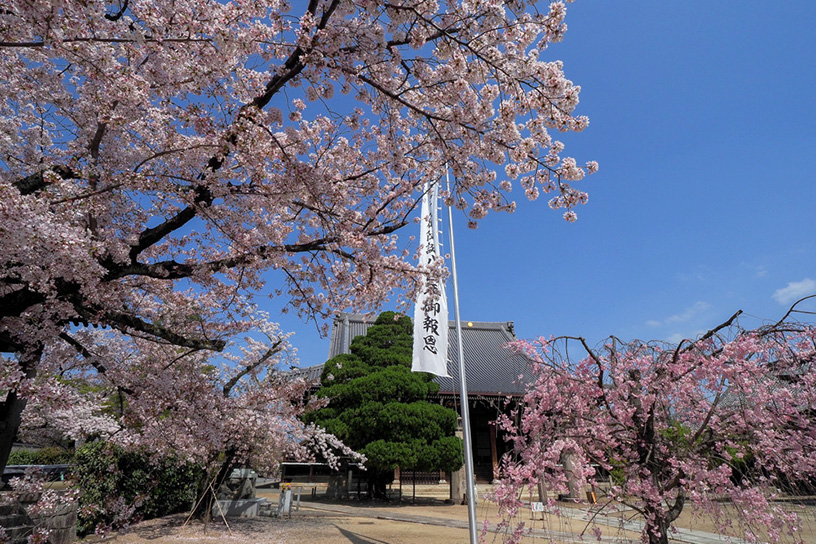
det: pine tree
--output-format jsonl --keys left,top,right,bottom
{"left": 307, "top": 312, "right": 463, "bottom": 498}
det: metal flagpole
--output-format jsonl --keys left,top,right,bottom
{"left": 444, "top": 167, "right": 479, "bottom": 544}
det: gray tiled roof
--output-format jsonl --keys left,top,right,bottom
{"left": 315, "top": 312, "right": 534, "bottom": 397}
{"left": 327, "top": 312, "right": 379, "bottom": 360}
{"left": 285, "top": 363, "right": 325, "bottom": 384}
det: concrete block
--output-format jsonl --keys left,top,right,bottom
{"left": 211, "top": 498, "right": 266, "bottom": 518}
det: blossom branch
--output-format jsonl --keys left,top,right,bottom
{"left": 222, "top": 338, "right": 285, "bottom": 397}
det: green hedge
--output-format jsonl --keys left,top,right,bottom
{"left": 7, "top": 446, "right": 74, "bottom": 465}
{"left": 73, "top": 441, "right": 203, "bottom": 535}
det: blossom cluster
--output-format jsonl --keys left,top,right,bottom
{"left": 21, "top": 311, "right": 362, "bottom": 479}
{"left": 1, "top": 0, "right": 595, "bottom": 357}
{"left": 3, "top": 468, "right": 78, "bottom": 544}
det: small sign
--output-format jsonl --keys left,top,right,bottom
{"left": 531, "top": 501, "right": 544, "bottom": 512}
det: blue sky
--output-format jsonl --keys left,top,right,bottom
{"left": 276, "top": 1, "right": 816, "bottom": 367}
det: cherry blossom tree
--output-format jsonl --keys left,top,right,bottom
{"left": 0, "top": 0, "right": 596, "bottom": 473}
{"left": 493, "top": 304, "right": 816, "bottom": 544}
{"left": 19, "top": 309, "right": 362, "bottom": 524}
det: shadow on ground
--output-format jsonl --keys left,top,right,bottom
{"left": 335, "top": 526, "right": 391, "bottom": 544}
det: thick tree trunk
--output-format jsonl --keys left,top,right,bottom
{"left": 644, "top": 504, "right": 671, "bottom": 544}
{"left": 0, "top": 348, "right": 41, "bottom": 480}
{"left": 0, "top": 391, "right": 27, "bottom": 476}
{"left": 366, "top": 470, "right": 389, "bottom": 500}
{"left": 193, "top": 450, "right": 236, "bottom": 521}
{"left": 643, "top": 480, "right": 686, "bottom": 544}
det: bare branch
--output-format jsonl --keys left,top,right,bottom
{"left": 111, "top": 220, "right": 407, "bottom": 281}
{"left": 772, "top": 294, "right": 816, "bottom": 328}
{"left": 104, "top": 0, "right": 129, "bottom": 21}
{"left": 128, "top": 185, "right": 212, "bottom": 260}
{"left": 13, "top": 165, "right": 75, "bottom": 195}
{"left": 679, "top": 309, "right": 743, "bottom": 354}
{"left": 76, "top": 306, "right": 226, "bottom": 351}
{"left": 58, "top": 332, "right": 136, "bottom": 395}
{"left": 222, "top": 338, "right": 285, "bottom": 396}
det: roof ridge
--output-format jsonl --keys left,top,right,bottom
{"left": 322, "top": 312, "right": 532, "bottom": 396}
{"left": 332, "top": 312, "right": 512, "bottom": 330}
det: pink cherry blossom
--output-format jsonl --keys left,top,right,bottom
{"left": 0, "top": 0, "right": 596, "bottom": 477}
{"left": 492, "top": 306, "right": 816, "bottom": 544}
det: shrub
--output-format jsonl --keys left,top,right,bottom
{"left": 73, "top": 441, "right": 203, "bottom": 535}
{"left": 7, "top": 449, "right": 38, "bottom": 466}
{"left": 7, "top": 446, "right": 74, "bottom": 466}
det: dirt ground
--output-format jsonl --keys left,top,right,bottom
{"left": 95, "top": 485, "right": 816, "bottom": 544}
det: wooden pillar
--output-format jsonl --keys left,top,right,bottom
{"left": 488, "top": 421, "right": 499, "bottom": 483}
{"left": 393, "top": 466, "right": 400, "bottom": 485}
{"left": 538, "top": 480, "right": 548, "bottom": 503}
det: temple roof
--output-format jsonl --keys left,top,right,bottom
{"left": 295, "top": 313, "right": 534, "bottom": 397}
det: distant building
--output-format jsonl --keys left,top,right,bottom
{"left": 300, "top": 313, "right": 535, "bottom": 483}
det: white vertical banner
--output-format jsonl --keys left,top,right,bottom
{"left": 412, "top": 181, "right": 450, "bottom": 377}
